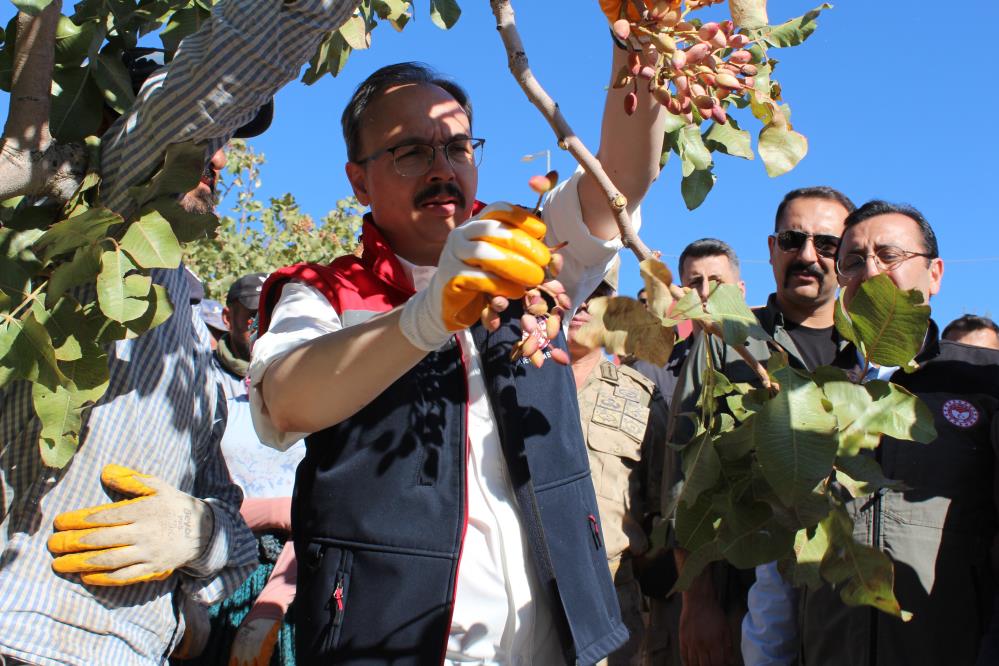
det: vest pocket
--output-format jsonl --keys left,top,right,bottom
{"left": 322, "top": 549, "right": 354, "bottom": 653}
{"left": 300, "top": 542, "right": 355, "bottom": 658}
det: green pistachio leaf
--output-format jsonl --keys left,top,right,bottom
{"left": 50, "top": 65, "right": 104, "bottom": 142}
{"left": 127, "top": 141, "right": 207, "bottom": 209}
{"left": 704, "top": 281, "right": 769, "bottom": 347}
{"left": 834, "top": 453, "right": 907, "bottom": 498}
{"left": 703, "top": 119, "right": 754, "bottom": 161}
{"left": 120, "top": 212, "right": 182, "bottom": 269}
{"left": 840, "top": 274, "right": 930, "bottom": 371}
{"left": 97, "top": 249, "right": 147, "bottom": 322}
{"left": 144, "top": 198, "right": 219, "bottom": 243}
{"left": 820, "top": 506, "right": 912, "bottom": 620}
{"left": 160, "top": 6, "right": 209, "bottom": 57}
{"left": 33, "top": 381, "right": 83, "bottom": 468}
{"left": 339, "top": 13, "right": 370, "bottom": 50}
{"left": 762, "top": 4, "right": 832, "bottom": 48}
{"left": 758, "top": 121, "right": 808, "bottom": 177}
{"left": 92, "top": 50, "right": 136, "bottom": 115}
{"left": 793, "top": 522, "right": 830, "bottom": 589}
{"left": 54, "top": 16, "right": 97, "bottom": 67}
{"left": 34, "top": 206, "right": 120, "bottom": 261}
{"left": 677, "top": 124, "right": 712, "bottom": 175}
{"left": 681, "top": 168, "right": 716, "bottom": 211}
{"left": 638, "top": 257, "right": 674, "bottom": 319}
{"left": 675, "top": 491, "right": 721, "bottom": 552}
{"left": 680, "top": 430, "right": 722, "bottom": 507}
{"left": 429, "top": 0, "right": 461, "bottom": 30}
{"left": 46, "top": 245, "right": 102, "bottom": 307}
{"left": 718, "top": 501, "right": 795, "bottom": 569}
{"left": 754, "top": 360, "right": 838, "bottom": 505}
{"left": 670, "top": 540, "right": 723, "bottom": 594}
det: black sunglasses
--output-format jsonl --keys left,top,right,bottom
{"left": 773, "top": 229, "right": 840, "bottom": 258}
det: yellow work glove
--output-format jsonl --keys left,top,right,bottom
{"left": 400, "top": 202, "right": 550, "bottom": 351}
{"left": 599, "top": 0, "right": 659, "bottom": 23}
{"left": 229, "top": 617, "right": 281, "bottom": 666}
{"left": 48, "top": 464, "right": 215, "bottom": 586}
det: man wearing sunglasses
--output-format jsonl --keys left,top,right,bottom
{"left": 246, "top": 14, "right": 668, "bottom": 663}
{"left": 665, "top": 187, "right": 855, "bottom": 666}
{"left": 745, "top": 201, "right": 999, "bottom": 666}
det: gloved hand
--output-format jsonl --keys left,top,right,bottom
{"left": 400, "top": 202, "right": 551, "bottom": 351}
{"left": 48, "top": 464, "right": 215, "bottom": 586}
{"left": 229, "top": 617, "right": 280, "bottom": 666}
{"left": 599, "top": 0, "right": 658, "bottom": 23}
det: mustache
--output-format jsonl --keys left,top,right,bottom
{"left": 786, "top": 261, "right": 825, "bottom": 284}
{"left": 200, "top": 161, "right": 217, "bottom": 190}
{"left": 413, "top": 182, "right": 466, "bottom": 209}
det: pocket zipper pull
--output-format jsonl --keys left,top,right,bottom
{"left": 587, "top": 514, "right": 602, "bottom": 550}
{"left": 333, "top": 579, "right": 345, "bottom": 613}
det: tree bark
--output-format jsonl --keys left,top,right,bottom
{"left": 0, "top": 1, "right": 86, "bottom": 202}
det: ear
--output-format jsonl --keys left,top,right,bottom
{"left": 221, "top": 306, "right": 232, "bottom": 330}
{"left": 928, "top": 257, "right": 944, "bottom": 297}
{"left": 738, "top": 280, "right": 747, "bottom": 298}
{"left": 345, "top": 161, "right": 370, "bottom": 206}
{"left": 767, "top": 234, "right": 776, "bottom": 266}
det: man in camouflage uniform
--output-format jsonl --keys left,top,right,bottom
{"left": 569, "top": 261, "right": 670, "bottom": 665}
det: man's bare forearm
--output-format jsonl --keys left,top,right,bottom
{"left": 578, "top": 44, "right": 667, "bottom": 241}
{"left": 261, "top": 308, "right": 428, "bottom": 434}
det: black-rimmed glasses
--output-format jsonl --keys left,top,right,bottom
{"left": 836, "top": 246, "right": 934, "bottom": 279}
{"left": 772, "top": 229, "right": 841, "bottom": 258}
{"left": 356, "top": 138, "right": 485, "bottom": 177}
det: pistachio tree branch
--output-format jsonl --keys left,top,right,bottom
{"left": 0, "top": 1, "right": 87, "bottom": 202}
{"left": 488, "top": 0, "right": 653, "bottom": 261}
{"left": 489, "top": 0, "right": 773, "bottom": 390}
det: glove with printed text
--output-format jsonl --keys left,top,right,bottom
{"left": 48, "top": 464, "right": 215, "bottom": 586}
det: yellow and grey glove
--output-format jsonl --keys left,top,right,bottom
{"left": 48, "top": 464, "right": 215, "bottom": 586}
{"left": 400, "top": 202, "right": 550, "bottom": 351}
{"left": 229, "top": 617, "right": 281, "bottom": 666}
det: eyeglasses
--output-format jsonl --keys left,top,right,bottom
{"left": 356, "top": 138, "right": 485, "bottom": 177}
{"left": 836, "top": 246, "right": 934, "bottom": 279}
{"left": 772, "top": 229, "right": 841, "bottom": 258}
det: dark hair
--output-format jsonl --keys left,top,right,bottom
{"left": 774, "top": 186, "right": 856, "bottom": 232}
{"left": 678, "top": 238, "right": 741, "bottom": 277}
{"left": 341, "top": 62, "right": 473, "bottom": 162}
{"left": 942, "top": 314, "right": 999, "bottom": 341}
{"left": 843, "top": 200, "right": 939, "bottom": 259}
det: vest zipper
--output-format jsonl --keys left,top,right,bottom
{"left": 439, "top": 335, "right": 471, "bottom": 665}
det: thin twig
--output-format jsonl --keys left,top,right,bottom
{"left": 489, "top": 0, "right": 653, "bottom": 262}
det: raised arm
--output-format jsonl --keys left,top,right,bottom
{"left": 100, "top": 0, "right": 361, "bottom": 217}
{"left": 577, "top": 42, "right": 667, "bottom": 241}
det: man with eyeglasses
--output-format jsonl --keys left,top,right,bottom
{"left": 744, "top": 200, "right": 999, "bottom": 666}
{"left": 246, "top": 21, "right": 668, "bottom": 663}
{"left": 663, "top": 187, "right": 856, "bottom": 666}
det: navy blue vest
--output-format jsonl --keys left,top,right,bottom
{"left": 292, "top": 303, "right": 627, "bottom": 665}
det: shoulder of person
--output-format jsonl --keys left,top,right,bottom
{"left": 614, "top": 362, "right": 657, "bottom": 396}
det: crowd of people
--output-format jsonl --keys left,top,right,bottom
{"left": 0, "top": 1, "right": 996, "bottom": 665}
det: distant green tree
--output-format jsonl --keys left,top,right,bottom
{"left": 183, "top": 139, "right": 363, "bottom": 300}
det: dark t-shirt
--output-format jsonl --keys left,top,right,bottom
{"left": 784, "top": 322, "right": 840, "bottom": 372}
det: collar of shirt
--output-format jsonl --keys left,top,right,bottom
{"left": 395, "top": 255, "right": 437, "bottom": 292}
{"left": 856, "top": 349, "right": 899, "bottom": 383}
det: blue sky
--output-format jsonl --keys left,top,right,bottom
{"left": 8, "top": 1, "right": 999, "bottom": 326}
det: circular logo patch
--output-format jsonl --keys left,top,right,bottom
{"left": 942, "top": 399, "right": 979, "bottom": 429}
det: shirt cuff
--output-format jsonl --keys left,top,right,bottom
{"left": 182, "top": 500, "right": 234, "bottom": 578}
